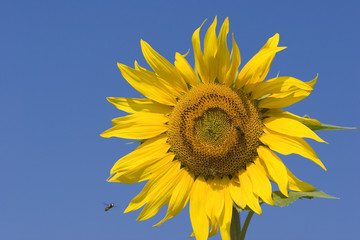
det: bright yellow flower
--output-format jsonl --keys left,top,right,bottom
{"left": 101, "top": 17, "right": 326, "bottom": 240}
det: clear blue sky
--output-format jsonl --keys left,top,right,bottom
{"left": 1, "top": 0, "right": 359, "bottom": 239}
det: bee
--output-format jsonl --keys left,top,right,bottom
{"left": 207, "top": 168, "right": 220, "bottom": 177}
{"left": 104, "top": 203, "right": 115, "bottom": 211}
{"left": 235, "top": 125, "right": 244, "bottom": 135}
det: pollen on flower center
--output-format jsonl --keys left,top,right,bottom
{"left": 167, "top": 83, "right": 264, "bottom": 178}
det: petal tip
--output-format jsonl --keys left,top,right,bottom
{"left": 99, "top": 132, "right": 108, "bottom": 138}
{"left": 117, "top": 62, "right": 127, "bottom": 71}
{"left": 123, "top": 207, "right": 132, "bottom": 214}
{"left": 318, "top": 160, "right": 327, "bottom": 171}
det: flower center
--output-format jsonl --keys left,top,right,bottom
{"left": 168, "top": 83, "right": 264, "bottom": 178}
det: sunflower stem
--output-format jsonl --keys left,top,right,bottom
{"left": 239, "top": 210, "right": 254, "bottom": 240}
{"left": 230, "top": 206, "right": 241, "bottom": 240}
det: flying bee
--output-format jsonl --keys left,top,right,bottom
{"left": 104, "top": 203, "right": 115, "bottom": 211}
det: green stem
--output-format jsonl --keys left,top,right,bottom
{"left": 230, "top": 206, "right": 241, "bottom": 240}
{"left": 239, "top": 210, "right": 254, "bottom": 240}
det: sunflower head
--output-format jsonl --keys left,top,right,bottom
{"left": 101, "top": 17, "right": 326, "bottom": 240}
{"left": 168, "top": 83, "right": 264, "bottom": 179}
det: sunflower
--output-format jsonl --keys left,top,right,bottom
{"left": 101, "top": 17, "right": 326, "bottom": 240}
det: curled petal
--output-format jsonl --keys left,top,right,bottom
{"left": 236, "top": 33, "right": 284, "bottom": 91}
{"left": 257, "top": 75, "right": 318, "bottom": 108}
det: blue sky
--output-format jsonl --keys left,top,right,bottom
{"left": 0, "top": 0, "right": 359, "bottom": 239}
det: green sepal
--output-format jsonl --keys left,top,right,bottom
{"left": 301, "top": 115, "right": 356, "bottom": 131}
{"left": 233, "top": 203, "right": 244, "bottom": 212}
{"left": 230, "top": 205, "right": 241, "bottom": 240}
{"left": 125, "top": 140, "right": 143, "bottom": 144}
{"left": 303, "top": 122, "right": 356, "bottom": 131}
{"left": 106, "top": 172, "right": 117, "bottom": 182}
{"left": 272, "top": 191, "right": 338, "bottom": 207}
{"left": 233, "top": 203, "right": 255, "bottom": 213}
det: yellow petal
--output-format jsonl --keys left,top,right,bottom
{"left": 153, "top": 169, "right": 194, "bottom": 227}
{"left": 236, "top": 47, "right": 286, "bottom": 92}
{"left": 206, "top": 178, "right": 224, "bottom": 222}
{"left": 124, "top": 161, "right": 180, "bottom": 213}
{"left": 202, "top": 177, "right": 231, "bottom": 240}
{"left": 190, "top": 176, "right": 210, "bottom": 240}
{"left": 239, "top": 171, "right": 262, "bottom": 214}
{"left": 260, "top": 128, "right": 327, "bottom": 170}
{"left": 256, "top": 147, "right": 288, "bottom": 196}
{"left": 247, "top": 162, "right": 274, "bottom": 205}
{"left": 263, "top": 108, "right": 322, "bottom": 127}
{"left": 192, "top": 20, "right": 208, "bottom": 83}
{"left": 137, "top": 162, "right": 182, "bottom": 221}
{"left": 261, "top": 33, "right": 280, "bottom": 49}
{"left": 133, "top": 60, "right": 187, "bottom": 99}
{"left": 107, "top": 97, "right": 172, "bottom": 114}
{"left": 140, "top": 40, "right": 188, "bottom": 93}
{"left": 229, "top": 179, "right": 246, "bottom": 209}
{"left": 109, "top": 134, "right": 168, "bottom": 174}
{"left": 203, "top": 16, "right": 218, "bottom": 83}
{"left": 223, "top": 34, "right": 241, "bottom": 87}
{"left": 286, "top": 168, "right": 317, "bottom": 192}
{"left": 110, "top": 112, "right": 167, "bottom": 126}
{"left": 257, "top": 75, "right": 318, "bottom": 108}
{"left": 101, "top": 112, "right": 168, "bottom": 139}
{"left": 219, "top": 180, "right": 232, "bottom": 240}
{"left": 217, "top": 17, "right": 231, "bottom": 84}
{"left": 264, "top": 117, "right": 326, "bottom": 143}
{"left": 175, "top": 52, "right": 198, "bottom": 86}
{"left": 252, "top": 76, "right": 313, "bottom": 99}
{"left": 118, "top": 63, "right": 177, "bottom": 106}
{"left": 110, "top": 153, "right": 174, "bottom": 184}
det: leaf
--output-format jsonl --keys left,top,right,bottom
{"left": 272, "top": 191, "right": 338, "bottom": 207}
